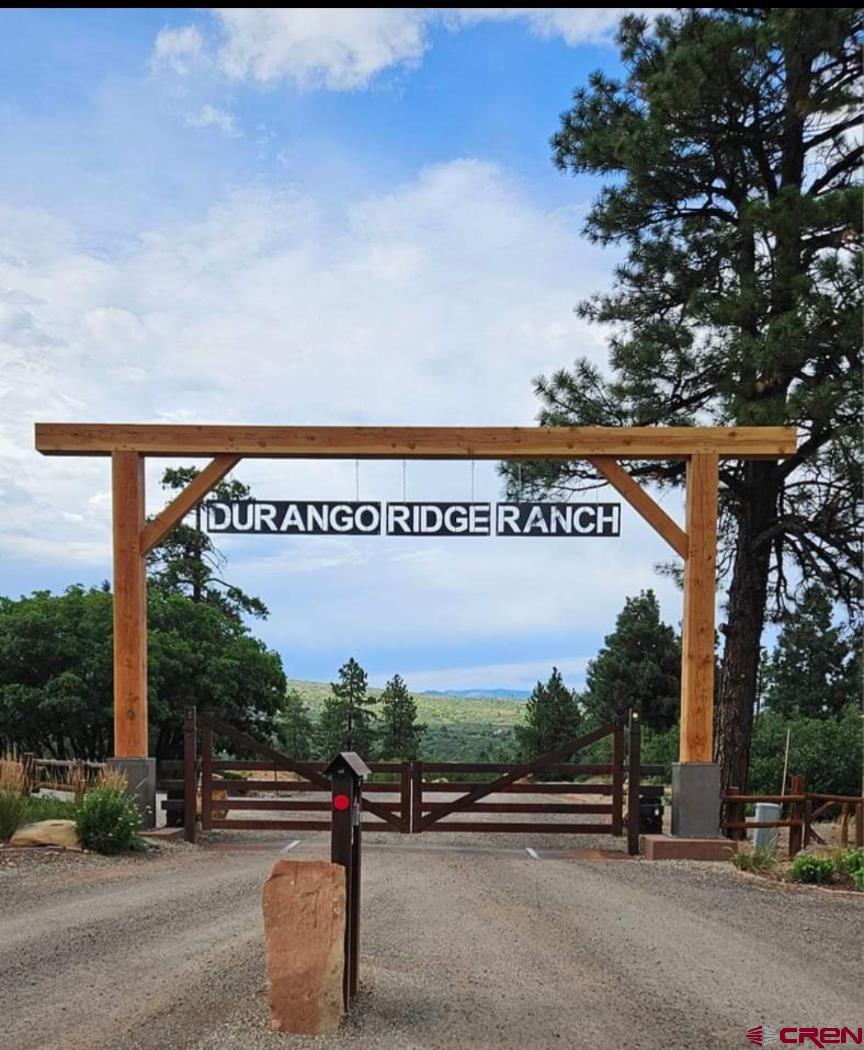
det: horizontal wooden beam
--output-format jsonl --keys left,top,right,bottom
{"left": 140, "top": 454, "right": 240, "bottom": 554}
{"left": 587, "top": 456, "right": 688, "bottom": 559}
{"left": 35, "top": 423, "right": 797, "bottom": 460}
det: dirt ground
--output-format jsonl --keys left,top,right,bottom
{"left": 1, "top": 828, "right": 861, "bottom": 1050}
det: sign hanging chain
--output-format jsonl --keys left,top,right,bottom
{"left": 402, "top": 460, "right": 407, "bottom": 502}
{"left": 470, "top": 457, "right": 476, "bottom": 502}
{"left": 355, "top": 459, "right": 360, "bottom": 502}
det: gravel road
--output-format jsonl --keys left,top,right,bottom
{"left": 1, "top": 833, "right": 861, "bottom": 1050}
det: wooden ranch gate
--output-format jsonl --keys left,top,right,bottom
{"left": 36, "top": 422, "right": 797, "bottom": 839}
{"left": 159, "top": 709, "right": 411, "bottom": 835}
{"left": 162, "top": 709, "right": 662, "bottom": 854}
{"left": 35, "top": 422, "right": 797, "bottom": 779}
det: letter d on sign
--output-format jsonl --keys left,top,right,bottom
{"left": 208, "top": 503, "right": 230, "bottom": 531}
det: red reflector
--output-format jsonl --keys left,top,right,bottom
{"left": 333, "top": 793, "right": 351, "bottom": 812}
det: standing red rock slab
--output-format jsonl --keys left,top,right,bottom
{"left": 262, "top": 859, "right": 346, "bottom": 1034}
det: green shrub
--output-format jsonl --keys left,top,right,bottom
{"left": 0, "top": 756, "right": 27, "bottom": 840}
{"left": 749, "top": 706, "right": 862, "bottom": 797}
{"left": 640, "top": 725, "right": 679, "bottom": 783}
{"left": 75, "top": 787, "right": 142, "bottom": 854}
{"left": 833, "top": 847, "right": 864, "bottom": 891}
{"left": 789, "top": 852, "right": 835, "bottom": 884}
{"left": 732, "top": 846, "right": 777, "bottom": 874}
{"left": 21, "top": 795, "right": 79, "bottom": 823}
{"left": 833, "top": 846, "right": 864, "bottom": 877}
{"left": 0, "top": 790, "right": 26, "bottom": 840}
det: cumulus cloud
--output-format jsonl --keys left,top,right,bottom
{"left": 450, "top": 8, "right": 658, "bottom": 45}
{"left": 152, "top": 8, "right": 663, "bottom": 90}
{"left": 1, "top": 157, "right": 688, "bottom": 673}
{"left": 214, "top": 8, "right": 431, "bottom": 89}
{"left": 151, "top": 24, "right": 204, "bottom": 75}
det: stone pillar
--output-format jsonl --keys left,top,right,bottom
{"left": 108, "top": 756, "right": 157, "bottom": 830}
{"left": 671, "top": 762, "right": 721, "bottom": 838}
{"left": 262, "top": 859, "right": 346, "bottom": 1035}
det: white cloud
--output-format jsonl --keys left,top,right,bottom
{"left": 0, "top": 157, "right": 692, "bottom": 667}
{"left": 213, "top": 8, "right": 430, "bottom": 89}
{"left": 450, "top": 8, "right": 657, "bottom": 46}
{"left": 151, "top": 25, "right": 204, "bottom": 75}
{"left": 185, "top": 104, "right": 240, "bottom": 137}
{"left": 151, "top": 8, "right": 664, "bottom": 90}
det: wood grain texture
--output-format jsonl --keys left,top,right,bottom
{"left": 35, "top": 423, "right": 797, "bottom": 460}
{"left": 587, "top": 456, "right": 688, "bottom": 557}
{"left": 140, "top": 454, "right": 240, "bottom": 554}
{"left": 111, "top": 452, "right": 148, "bottom": 758}
{"left": 679, "top": 453, "right": 719, "bottom": 764}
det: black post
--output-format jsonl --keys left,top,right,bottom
{"left": 349, "top": 809, "right": 362, "bottom": 999}
{"left": 626, "top": 709, "right": 642, "bottom": 856}
{"left": 325, "top": 751, "right": 370, "bottom": 1010}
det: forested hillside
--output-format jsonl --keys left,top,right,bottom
{"left": 286, "top": 679, "right": 521, "bottom": 762}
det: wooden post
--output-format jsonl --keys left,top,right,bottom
{"left": 725, "top": 786, "right": 741, "bottom": 840}
{"left": 840, "top": 803, "right": 849, "bottom": 848}
{"left": 21, "top": 753, "right": 34, "bottom": 796}
{"left": 112, "top": 451, "right": 148, "bottom": 758}
{"left": 679, "top": 453, "right": 719, "bottom": 764}
{"left": 201, "top": 712, "right": 214, "bottom": 832}
{"left": 788, "top": 774, "right": 804, "bottom": 858}
{"left": 411, "top": 761, "right": 423, "bottom": 834}
{"left": 399, "top": 763, "right": 412, "bottom": 834}
{"left": 855, "top": 801, "right": 863, "bottom": 849}
{"left": 611, "top": 724, "right": 624, "bottom": 837}
{"left": 626, "top": 710, "right": 642, "bottom": 856}
{"left": 72, "top": 759, "right": 85, "bottom": 804}
{"left": 183, "top": 706, "right": 197, "bottom": 844}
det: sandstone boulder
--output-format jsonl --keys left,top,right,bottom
{"left": 10, "top": 819, "right": 80, "bottom": 850}
{"left": 262, "top": 859, "right": 345, "bottom": 1035}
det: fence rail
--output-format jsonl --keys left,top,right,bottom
{"left": 159, "top": 707, "right": 658, "bottom": 849}
{"left": 19, "top": 754, "right": 107, "bottom": 799}
{"left": 722, "top": 776, "right": 864, "bottom": 858}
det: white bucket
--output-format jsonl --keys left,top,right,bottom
{"left": 752, "top": 802, "right": 781, "bottom": 850}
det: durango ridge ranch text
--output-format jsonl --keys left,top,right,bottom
{"left": 207, "top": 501, "right": 621, "bottom": 538}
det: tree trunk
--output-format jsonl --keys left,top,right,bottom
{"left": 715, "top": 462, "right": 779, "bottom": 793}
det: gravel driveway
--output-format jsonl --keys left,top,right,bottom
{"left": 1, "top": 833, "right": 861, "bottom": 1050}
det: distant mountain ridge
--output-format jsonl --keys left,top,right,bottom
{"left": 285, "top": 678, "right": 528, "bottom": 703}
{"left": 422, "top": 688, "right": 530, "bottom": 701}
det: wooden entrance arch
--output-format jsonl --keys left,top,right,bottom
{"left": 35, "top": 423, "right": 796, "bottom": 771}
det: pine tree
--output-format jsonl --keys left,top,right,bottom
{"left": 277, "top": 689, "right": 314, "bottom": 759}
{"left": 315, "top": 658, "right": 377, "bottom": 759}
{"left": 762, "top": 584, "right": 856, "bottom": 719}
{"left": 503, "top": 9, "right": 862, "bottom": 791}
{"left": 147, "top": 467, "right": 267, "bottom": 622}
{"left": 378, "top": 674, "right": 426, "bottom": 760}
{"left": 583, "top": 591, "right": 680, "bottom": 731}
{"left": 515, "top": 667, "right": 582, "bottom": 760}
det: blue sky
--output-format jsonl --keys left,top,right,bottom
{"left": 0, "top": 8, "right": 687, "bottom": 692}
